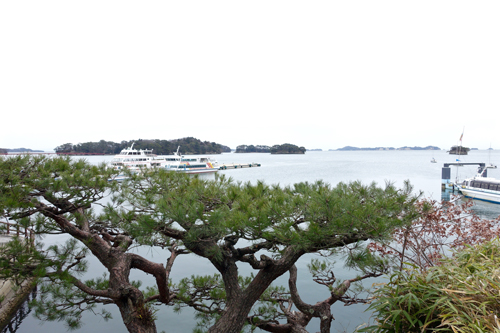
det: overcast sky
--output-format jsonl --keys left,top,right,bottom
{"left": 1, "top": 1, "right": 499, "bottom": 151}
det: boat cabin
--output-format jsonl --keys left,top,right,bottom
{"left": 118, "top": 149, "right": 154, "bottom": 156}
{"left": 463, "top": 178, "right": 500, "bottom": 192}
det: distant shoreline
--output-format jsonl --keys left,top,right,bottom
{"left": 5, "top": 146, "right": 496, "bottom": 155}
{"left": 332, "top": 146, "right": 441, "bottom": 151}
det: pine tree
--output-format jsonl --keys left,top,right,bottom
{"left": 0, "top": 155, "right": 420, "bottom": 332}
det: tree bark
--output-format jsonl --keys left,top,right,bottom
{"left": 116, "top": 297, "right": 157, "bottom": 333}
{"left": 110, "top": 254, "right": 159, "bottom": 333}
{"left": 208, "top": 247, "right": 305, "bottom": 333}
{"left": 47, "top": 211, "right": 163, "bottom": 333}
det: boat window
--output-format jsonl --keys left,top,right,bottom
{"left": 481, "top": 183, "right": 489, "bottom": 189}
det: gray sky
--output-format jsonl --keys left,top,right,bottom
{"left": 1, "top": 1, "right": 499, "bottom": 151}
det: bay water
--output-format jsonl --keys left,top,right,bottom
{"left": 5, "top": 150, "right": 500, "bottom": 333}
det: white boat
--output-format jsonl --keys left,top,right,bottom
{"left": 110, "top": 143, "right": 164, "bottom": 175}
{"left": 162, "top": 147, "right": 219, "bottom": 174}
{"left": 110, "top": 145, "right": 218, "bottom": 179}
{"left": 458, "top": 164, "right": 500, "bottom": 204}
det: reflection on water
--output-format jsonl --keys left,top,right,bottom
{"left": 1, "top": 287, "right": 37, "bottom": 333}
{"left": 468, "top": 199, "right": 500, "bottom": 219}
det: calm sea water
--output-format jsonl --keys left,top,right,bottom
{"left": 5, "top": 150, "right": 500, "bottom": 333}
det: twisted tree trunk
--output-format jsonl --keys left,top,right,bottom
{"left": 207, "top": 247, "right": 305, "bottom": 333}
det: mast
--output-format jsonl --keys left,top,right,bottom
{"left": 175, "top": 146, "right": 181, "bottom": 170}
{"left": 454, "top": 128, "right": 465, "bottom": 183}
{"left": 458, "top": 128, "right": 464, "bottom": 155}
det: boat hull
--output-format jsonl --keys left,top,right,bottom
{"left": 171, "top": 168, "right": 218, "bottom": 174}
{"left": 459, "top": 187, "right": 500, "bottom": 204}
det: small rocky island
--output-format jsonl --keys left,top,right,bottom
{"left": 447, "top": 145, "right": 470, "bottom": 155}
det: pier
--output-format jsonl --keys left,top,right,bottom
{"left": 441, "top": 162, "right": 489, "bottom": 191}
{"left": 219, "top": 163, "right": 261, "bottom": 170}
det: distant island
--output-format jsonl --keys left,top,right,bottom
{"left": 54, "top": 138, "right": 231, "bottom": 155}
{"left": 335, "top": 146, "right": 441, "bottom": 151}
{"left": 0, "top": 148, "right": 44, "bottom": 154}
{"left": 236, "top": 144, "right": 306, "bottom": 154}
{"left": 2, "top": 143, "right": 453, "bottom": 156}
{"left": 447, "top": 145, "right": 470, "bottom": 155}
{"left": 235, "top": 145, "right": 272, "bottom": 153}
{"left": 271, "top": 144, "right": 306, "bottom": 154}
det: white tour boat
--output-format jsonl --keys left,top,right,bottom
{"left": 458, "top": 164, "right": 500, "bottom": 204}
{"left": 110, "top": 143, "right": 164, "bottom": 175}
{"left": 162, "top": 148, "right": 219, "bottom": 174}
{"left": 110, "top": 145, "right": 219, "bottom": 180}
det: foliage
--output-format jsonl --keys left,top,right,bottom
{"left": 369, "top": 199, "right": 500, "bottom": 272}
{"left": 0, "top": 155, "right": 420, "bottom": 333}
{"left": 243, "top": 255, "right": 388, "bottom": 333}
{"left": 362, "top": 239, "right": 500, "bottom": 333}
{"left": 54, "top": 137, "right": 231, "bottom": 155}
{"left": 114, "top": 170, "right": 419, "bottom": 332}
{"left": 0, "top": 155, "right": 171, "bottom": 332}
{"left": 361, "top": 199, "right": 500, "bottom": 333}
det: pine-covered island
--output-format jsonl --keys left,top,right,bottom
{"left": 54, "top": 137, "right": 231, "bottom": 155}
{"left": 236, "top": 143, "right": 306, "bottom": 154}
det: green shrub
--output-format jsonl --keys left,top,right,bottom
{"left": 362, "top": 239, "right": 500, "bottom": 332}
